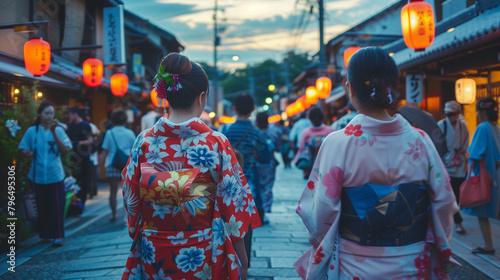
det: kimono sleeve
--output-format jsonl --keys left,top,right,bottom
{"left": 122, "top": 131, "right": 145, "bottom": 238}
{"left": 217, "top": 137, "right": 262, "bottom": 242}
{"left": 296, "top": 132, "right": 343, "bottom": 247}
{"left": 421, "top": 132, "right": 459, "bottom": 272}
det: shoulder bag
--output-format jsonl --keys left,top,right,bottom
{"left": 459, "top": 159, "right": 491, "bottom": 208}
{"left": 110, "top": 129, "right": 129, "bottom": 171}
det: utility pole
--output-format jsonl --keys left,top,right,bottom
{"left": 249, "top": 67, "right": 255, "bottom": 99}
{"left": 283, "top": 55, "right": 291, "bottom": 94}
{"left": 213, "top": 0, "right": 219, "bottom": 116}
{"left": 318, "top": 0, "right": 326, "bottom": 71}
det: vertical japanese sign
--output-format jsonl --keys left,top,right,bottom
{"left": 103, "top": 6, "right": 126, "bottom": 66}
{"left": 406, "top": 73, "right": 424, "bottom": 104}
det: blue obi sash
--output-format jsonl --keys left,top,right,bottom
{"left": 340, "top": 183, "right": 429, "bottom": 247}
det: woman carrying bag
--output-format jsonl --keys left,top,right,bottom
{"left": 18, "top": 102, "right": 72, "bottom": 247}
{"left": 98, "top": 109, "right": 136, "bottom": 222}
{"left": 463, "top": 97, "right": 500, "bottom": 255}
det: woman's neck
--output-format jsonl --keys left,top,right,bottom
{"left": 40, "top": 122, "right": 50, "bottom": 129}
{"left": 169, "top": 109, "right": 197, "bottom": 124}
{"left": 357, "top": 107, "right": 392, "bottom": 121}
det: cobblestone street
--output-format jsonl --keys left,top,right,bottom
{"left": 1, "top": 157, "right": 499, "bottom": 279}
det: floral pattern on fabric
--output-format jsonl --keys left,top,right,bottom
{"left": 122, "top": 117, "right": 261, "bottom": 280}
{"left": 294, "top": 114, "right": 458, "bottom": 280}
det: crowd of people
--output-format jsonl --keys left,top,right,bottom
{"left": 16, "top": 49, "right": 500, "bottom": 279}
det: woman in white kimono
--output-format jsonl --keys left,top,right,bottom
{"left": 294, "top": 47, "right": 458, "bottom": 280}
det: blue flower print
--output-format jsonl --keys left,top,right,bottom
{"left": 130, "top": 263, "right": 149, "bottom": 280}
{"left": 218, "top": 175, "right": 240, "bottom": 206}
{"left": 152, "top": 203, "right": 171, "bottom": 219}
{"left": 152, "top": 268, "right": 172, "bottom": 280}
{"left": 233, "top": 195, "right": 247, "bottom": 213}
{"left": 141, "top": 237, "right": 156, "bottom": 264}
{"left": 172, "top": 125, "right": 197, "bottom": 138}
{"left": 187, "top": 145, "right": 219, "bottom": 169}
{"left": 212, "top": 218, "right": 225, "bottom": 246}
{"left": 144, "top": 135, "right": 168, "bottom": 153}
{"left": 246, "top": 199, "right": 256, "bottom": 216}
{"left": 146, "top": 149, "right": 169, "bottom": 164}
{"left": 221, "top": 150, "right": 232, "bottom": 171}
{"left": 184, "top": 198, "right": 208, "bottom": 216}
{"left": 175, "top": 246, "right": 206, "bottom": 273}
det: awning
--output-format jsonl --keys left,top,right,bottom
{"left": 390, "top": 4, "right": 500, "bottom": 69}
{"left": 0, "top": 61, "right": 80, "bottom": 91}
{"left": 325, "top": 86, "right": 346, "bottom": 104}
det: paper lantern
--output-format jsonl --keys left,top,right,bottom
{"left": 110, "top": 73, "right": 128, "bottom": 97}
{"left": 401, "top": 0, "right": 435, "bottom": 51}
{"left": 343, "top": 46, "right": 361, "bottom": 68}
{"left": 83, "top": 58, "right": 103, "bottom": 87}
{"left": 151, "top": 89, "right": 169, "bottom": 107}
{"left": 219, "top": 116, "right": 236, "bottom": 124}
{"left": 455, "top": 78, "right": 476, "bottom": 105}
{"left": 268, "top": 114, "right": 281, "bottom": 123}
{"left": 297, "top": 95, "right": 309, "bottom": 110}
{"left": 306, "top": 86, "right": 319, "bottom": 106}
{"left": 24, "top": 38, "right": 51, "bottom": 76}
{"left": 316, "top": 77, "right": 332, "bottom": 99}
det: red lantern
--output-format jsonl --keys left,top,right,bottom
{"left": 343, "top": 46, "right": 361, "bottom": 69}
{"left": 306, "top": 86, "right": 319, "bottom": 106}
{"left": 401, "top": 0, "right": 435, "bottom": 51}
{"left": 110, "top": 73, "right": 128, "bottom": 97}
{"left": 316, "top": 77, "right": 332, "bottom": 99}
{"left": 24, "top": 38, "right": 51, "bottom": 76}
{"left": 83, "top": 58, "right": 103, "bottom": 87}
{"left": 268, "top": 114, "right": 281, "bottom": 123}
{"left": 219, "top": 116, "right": 236, "bottom": 124}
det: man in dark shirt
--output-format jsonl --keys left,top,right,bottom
{"left": 223, "top": 93, "right": 270, "bottom": 266}
{"left": 67, "top": 106, "right": 93, "bottom": 207}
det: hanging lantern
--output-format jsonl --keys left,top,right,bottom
{"left": 296, "top": 96, "right": 308, "bottom": 111}
{"left": 219, "top": 116, "right": 236, "bottom": 124}
{"left": 110, "top": 73, "right": 129, "bottom": 97}
{"left": 316, "top": 77, "right": 332, "bottom": 99}
{"left": 151, "top": 89, "right": 169, "bottom": 107}
{"left": 24, "top": 38, "right": 51, "bottom": 76}
{"left": 268, "top": 114, "right": 281, "bottom": 123}
{"left": 306, "top": 86, "right": 319, "bottom": 106}
{"left": 455, "top": 78, "right": 476, "bottom": 105}
{"left": 343, "top": 46, "right": 361, "bottom": 68}
{"left": 401, "top": 0, "right": 435, "bottom": 51}
{"left": 83, "top": 58, "right": 103, "bottom": 87}
{"left": 286, "top": 105, "right": 294, "bottom": 117}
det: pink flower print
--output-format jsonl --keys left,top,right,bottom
{"left": 414, "top": 253, "right": 431, "bottom": 279}
{"left": 345, "top": 124, "right": 363, "bottom": 137}
{"left": 297, "top": 266, "right": 306, "bottom": 278}
{"left": 321, "top": 167, "right": 344, "bottom": 199}
{"left": 296, "top": 200, "right": 302, "bottom": 212}
{"left": 313, "top": 246, "right": 325, "bottom": 265}
{"left": 405, "top": 138, "right": 425, "bottom": 160}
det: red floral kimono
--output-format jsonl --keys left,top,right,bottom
{"left": 122, "top": 117, "right": 261, "bottom": 280}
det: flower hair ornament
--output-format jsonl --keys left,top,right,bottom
{"left": 6, "top": 119, "right": 21, "bottom": 137}
{"left": 153, "top": 65, "right": 182, "bottom": 108}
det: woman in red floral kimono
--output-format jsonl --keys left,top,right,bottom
{"left": 122, "top": 53, "right": 261, "bottom": 280}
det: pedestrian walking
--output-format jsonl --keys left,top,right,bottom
{"left": 18, "top": 102, "right": 72, "bottom": 247}
{"left": 294, "top": 47, "right": 458, "bottom": 279}
{"left": 255, "top": 112, "right": 279, "bottom": 221}
{"left": 293, "top": 107, "right": 334, "bottom": 179}
{"left": 121, "top": 53, "right": 261, "bottom": 280}
{"left": 86, "top": 114, "right": 101, "bottom": 199}
{"left": 438, "top": 101, "right": 469, "bottom": 235}
{"left": 98, "top": 109, "right": 136, "bottom": 222}
{"left": 67, "top": 106, "right": 93, "bottom": 207}
{"left": 275, "top": 120, "right": 292, "bottom": 168}
{"left": 140, "top": 104, "right": 160, "bottom": 131}
{"left": 289, "top": 111, "right": 311, "bottom": 154}
{"left": 223, "top": 93, "right": 270, "bottom": 265}
{"left": 463, "top": 97, "right": 500, "bottom": 255}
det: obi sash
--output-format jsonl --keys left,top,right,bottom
{"left": 340, "top": 183, "right": 429, "bottom": 247}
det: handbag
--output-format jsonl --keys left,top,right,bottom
{"left": 295, "top": 146, "right": 312, "bottom": 171}
{"left": 459, "top": 159, "right": 492, "bottom": 208}
{"left": 110, "top": 129, "right": 129, "bottom": 171}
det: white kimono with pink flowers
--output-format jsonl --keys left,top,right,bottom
{"left": 294, "top": 114, "right": 459, "bottom": 280}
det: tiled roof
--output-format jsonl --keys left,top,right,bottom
{"left": 390, "top": 4, "right": 500, "bottom": 69}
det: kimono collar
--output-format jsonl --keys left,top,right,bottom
{"left": 152, "top": 117, "right": 213, "bottom": 137}
{"left": 347, "top": 113, "right": 412, "bottom": 136}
